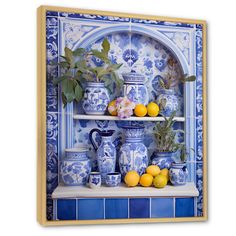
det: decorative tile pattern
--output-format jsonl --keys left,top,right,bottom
{"left": 129, "top": 198, "right": 150, "bottom": 218}
{"left": 105, "top": 198, "right": 128, "bottom": 219}
{"left": 151, "top": 198, "right": 174, "bottom": 218}
{"left": 45, "top": 9, "right": 205, "bottom": 221}
{"left": 77, "top": 198, "right": 104, "bottom": 220}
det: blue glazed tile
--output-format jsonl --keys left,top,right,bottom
{"left": 151, "top": 198, "right": 174, "bottom": 218}
{"left": 129, "top": 198, "right": 150, "bottom": 218}
{"left": 46, "top": 11, "right": 58, "bottom": 16}
{"left": 175, "top": 198, "right": 194, "bottom": 217}
{"left": 46, "top": 17, "right": 58, "bottom": 27}
{"left": 57, "top": 199, "right": 76, "bottom": 220}
{"left": 78, "top": 199, "right": 104, "bottom": 220}
{"left": 105, "top": 198, "right": 128, "bottom": 219}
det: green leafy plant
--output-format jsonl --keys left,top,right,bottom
{"left": 153, "top": 111, "right": 192, "bottom": 162}
{"left": 159, "top": 58, "right": 196, "bottom": 90}
{"left": 52, "top": 38, "right": 122, "bottom": 107}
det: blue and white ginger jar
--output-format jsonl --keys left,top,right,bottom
{"left": 60, "top": 148, "right": 91, "bottom": 186}
{"left": 82, "top": 82, "right": 110, "bottom": 115}
{"left": 119, "top": 126, "right": 148, "bottom": 178}
{"left": 122, "top": 71, "right": 149, "bottom": 105}
{"left": 157, "top": 89, "right": 180, "bottom": 116}
{"left": 169, "top": 162, "right": 188, "bottom": 185}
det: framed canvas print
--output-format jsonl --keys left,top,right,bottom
{"left": 37, "top": 5, "right": 207, "bottom": 226}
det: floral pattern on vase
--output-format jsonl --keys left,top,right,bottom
{"left": 169, "top": 162, "right": 188, "bottom": 185}
{"left": 122, "top": 71, "right": 149, "bottom": 105}
{"left": 89, "top": 172, "right": 101, "bottom": 188}
{"left": 60, "top": 148, "right": 91, "bottom": 186}
{"left": 89, "top": 129, "right": 116, "bottom": 183}
{"left": 105, "top": 172, "right": 121, "bottom": 187}
{"left": 82, "top": 82, "right": 110, "bottom": 115}
{"left": 157, "top": 89, "right": 180, "bottom": 116}
{"left": 119, "top": 126, "right": 148, "bottom": 178}
{"left": 151, "top": 151, "right": 174, "bottom": 169}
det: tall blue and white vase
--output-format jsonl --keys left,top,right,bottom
{"left": 60, "top": 148, "right": 91, "bottom": 186}
{"left": 157, "top": 89, "right": 180, "bottom": 116}
{"left": 151, "top": 151, "right": 174, "bottom": 169}
{"left": 169, "top": 162, "right": 188, "bottom": 185}
{"left": 89, "top": 129, "right": 116, "bottom": 183}
{"left": 82, "top": 82, "right": 110, "bottom": 115}
{"left": 119, "top": 126, "right": 148, "bottom": 178}
{"left": 122, "top": 71, "right": 149, "bottom": 105}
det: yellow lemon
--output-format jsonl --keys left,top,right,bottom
{"left": 124, "top": 170, "right": 140, "bottom": 187}
{"left": 160, "top": 168, "right": 169, "bottom": 181}
{"left": 134, "top": 104, "right": 147, "bottom": 117}
{"left": 139, "top": 173, "right": 153, "bottom": 187}
{"left": 153, "top": 175, "right": 168, "bottom": 188}
{"left": 108, "top": 100, "right": 117, "bottom": 116}
{"left": 146, "top": 165, "right": 161, "bottom": 177}
{"left": 147, "top": 102, "right": 159, "bottom": 117}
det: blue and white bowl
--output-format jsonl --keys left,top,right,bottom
{"left": 89, "top": 172, "right": 102, "bottom": 189}
{"left": 105, "top": 172, "right": 121, "bottom": 187}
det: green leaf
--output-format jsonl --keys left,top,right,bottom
{"left": 184, "top": 75, "right": 196, "bottom": 82}
{"left": 107, "top": 63, "right": 123, "bottom": 71}
{"left": 73, "top": 48, "right": 86, "bottom": 56}
{"left": 62, "top": 92, "right": 67, "bottom": 107}
{"left": 58, "top": 61, "right": 70, "bottom": 68}
{"left": 91, "top": 49, "right": 109, "bottom": 63}
{"left": 102, "top": 38, "right": 110, "bottom": 56}
{"left": 61, "top": 79, "right": 74, "bottom": 94}
{"left": 74, "top": 84, "right": 83, "bottom": 102}
{"left": 64, "top": 47, "right": 73, "bottom": 64}
{"left": 53, "top": 75, "right": 70, "bottom": 85}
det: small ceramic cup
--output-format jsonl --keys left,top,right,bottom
{"left": 89, "top": 172, "right": 101, "bottom": 189}
{"left": 105, "top": 172, "right": 121, "bottom": 187}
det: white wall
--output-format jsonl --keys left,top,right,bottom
{"left": 0, "top": 0, "right": 234, "bottom": 234}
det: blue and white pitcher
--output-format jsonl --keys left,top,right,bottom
{"left": 89, "top": 129, "right": 116, "bottom": 183}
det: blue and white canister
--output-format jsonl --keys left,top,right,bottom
{"left": 82, "top": 82, "right": 110, "bottom": 115}
{"left": 151, "top": 151, "right": 174, "bottom": 169}
{"left": 169, "top": 162, "right": 188, "bottom": 186}
{"left": 89, "top": 172, "right": 102, "bottom": 189}
{"left": 60, "top": 148, "right": 91, "bottom": 186}
{"left": 122, "top": 71, "right": 149, "bottom": 105}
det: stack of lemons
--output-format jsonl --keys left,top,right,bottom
{"left": 124, "top": 165, "right": 169, "bottom": 189}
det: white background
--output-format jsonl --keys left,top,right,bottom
{"left": 0, "top": 0, "right": 235, "bottom": 234}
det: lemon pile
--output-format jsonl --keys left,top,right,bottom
{"left": 124, "top": 165, "right": 169, "bottom": 189}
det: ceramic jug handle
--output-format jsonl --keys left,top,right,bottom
{"left": 89, "top": 129, "right": 100, "bottom": 151}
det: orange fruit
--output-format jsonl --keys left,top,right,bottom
{"left": 134, "top": 104, "right": 147, "bottom": 117}
{"left": 147, "top": 102, "right": 159, "bottom": 117}
{"left": 124, "top": 170, "right": 140, "bottom": 187}
{"left": 153, "top": 175, "right": 168, "bottom": 188}
{"left": 108, "top": 100, "right": 117, "bottom": 116}
{"left": 139, "top": 173, "right": 153, "bottom": 187}
{"left": 146, "top": 165, "right": 161, "bottom": 177}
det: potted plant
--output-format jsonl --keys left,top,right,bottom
{"left": 151, "top": 111, "right": 184, "bottom": 169}
{"left": 53, "top": 38, "right": 122, "bottom": 115}
{"left": 156, "top": 58, "right": 196, "bottom": 116}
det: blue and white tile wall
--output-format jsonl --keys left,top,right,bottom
{"left": 46, "top": 10, "right": 204, "bottom": 220}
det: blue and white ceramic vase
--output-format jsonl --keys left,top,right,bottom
{"left": 157, "top": 89, "right": 180, "bottom": 116}
{"left": 60, "top": 148, "right": 91, "bottom": 186}
{"left": 169, "top": 162, "right": 188, "bottom": 185}
{"left": 82, "top": 82, "right": 110, "bottom": 115}
{"left": 119, "top": 126, "right": 148, "bottom": 178}
{"left": 122, "top": 71, "right": 149, "bottom": 105}
{"left": 89, "top": 129, "right": 116, "bottom": 183}
{"left": 151, "top": 151, "right": 174, "bottom": 170}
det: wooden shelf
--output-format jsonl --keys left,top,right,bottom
{"left": 52, "top": 182, "right": 198, "bottom": 199}
{"left": 73, "top": 114, "right": 185, "bottom": 122}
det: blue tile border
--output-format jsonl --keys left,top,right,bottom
{"left": 175, "top": 198, "right": 194, "bottom": 217}
{"left": 105, "top": 198, "right": 128, "bottom": 219}
{"left": 57, "top": 199, "right": 76, "bottom": 220}
{"left": 151, "top": 198, "right": 174, "bottom": 218}
{"left": 78, "top": 199, "right": 104, "bottom": 220}
{"left": 129, "top": 198, "right": 150, "bottom": 218}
